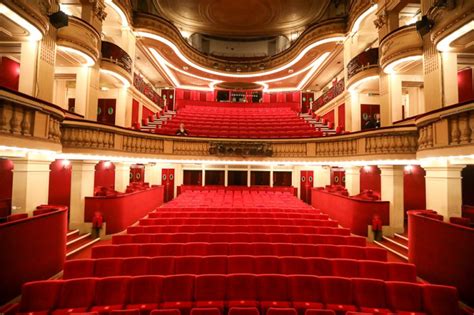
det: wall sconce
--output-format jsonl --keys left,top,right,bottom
{"left": 405, "top": 165, "right": 413, "bottom": 174}
{"left": 363, "top": 165, "right": 372, "bottom": 173}
{"left": 103, "top": 161, "right": 112, "bottom": 169}
{"left": 62, "top": 159, "right": 70, "bottom": 169}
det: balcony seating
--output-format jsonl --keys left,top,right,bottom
{"left": 63, "top": 256, "right": 416, "bottom": 281}
{"left": 17, "top": 276, "right": 459, "bottom": 315}
{"left": 147, "top": 212, "right": 328, "bottom": 219}
{"left": 138, "top": 218, "right": 338, "bottom": 227}
{"left": 151, "top": 104, "right": 327, "bottom": 139}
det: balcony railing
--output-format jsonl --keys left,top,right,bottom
{"left": 101, "top": 41, "right": 132, "bottom": 74}
{"left": 347, "top": 48, "right": 379, "bottom": 81}
{"left": 313, "top": 79, "right": 345, "bottom": 110}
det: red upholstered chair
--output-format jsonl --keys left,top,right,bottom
{"left": 257, "top": 275, "right": 291, "bottom": 313}
{"left": 364, "top": 248, "right": 387, "bottom": 262}
{"left": 18, "top": 281, "right": 62, "bottom": 315}
{"left": 121, "top": 257, "right": 150, "bottom": 276}
{"left": 387, "top": 263, "right": 417, "bottom": 282}
{"left": 358, "top": 261, "right": 388, "bottom": 281}
{"left": 148, "top": 257, "right": 174, "bottom": 275}
{"left": 113, "top": 235, "right": 134, "bottom": 245}
{"left": 307, "top": 258, "right": 332, "bottom": 276}
{"left": 266, "top": 308, "right": 297, "bottom": 315}
{"left": 194, "top": 275, "right": 226, "bottom": 311}
{"left": 226, "top": 274, "right": 259, "bottom": 308}
{"left": 385, "top": 282, "right": 424, "bottom": 314}
{"left": 91, "top": 276, "right": 131, "bottom": 315}
{"left": 449, "top": 217, "right": 470, "bottom": 227}
{"left": 190, "top": 308, "right": 220, "bottom": 315}
{"left": 288, "top": 275, "right": 323, "bottom": 315}
{"left": 255, "top": 256, "right": 280, "bottom": 274}
{"left": 199, "top": 256, "right": 227, "bottom": 274}
{"left": 94, "top": 258, "right": 123, "bottom": 277}
{"left": 279, "top": 257, "right": 310, "bottom": 275}
{"left": 304, "top": 310, "right": 335, "bottom": 315}
{"left": 331, "top": 259, "right": 359, "bottom": 278}
{"left": 52, "top": 278, "right": 96, "bottom": 315}
{"left": 142, "top": 119, "right": 148, "bottom": 127}
{"left": 318, "top": 245, "right": 341, "bottom": 259}
{"left": 150, "top": 310, "right": 181, "bottom": 315}
{"left": 422, "top": 284, "right": 459, "bottom": 315}
{"left": 320, "top": 277, "right": 357, "bottom": 314}
{"left": 228, "top": 307, "right": 260, "bottom": 315}
{"left": 175, "top": 256, "right": 200, "bottom": 274}
{"left": 111, "top": 310, "right": 140, "bottom": 315}
{"left": 63, "top": 259, "right": 94, "bottom": 279}
{"left": 228, "top": 256, "right": 256, "bottom": 273}
{"left": 352, "top": 278, "right": 390, "bottom": 314}
{"left": 160, "top": 275, "right": 195, "bottom": 315}
{"left": 126, "top": 276, "right": 162, "bottom": 314}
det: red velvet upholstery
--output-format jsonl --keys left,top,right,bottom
{"left": 227, "top": 274, "right": 258, "bottom": 308}
{"left": 257, "top": 275, "right": 291, "bottom": 312}
{"left": 53, "top": 278, "right": 96, "bottom": 315}
{"left": 194, "top": 275, "right": 226, "bottom": 310}
{"left": 352, "top": 278, "right": 390, "bottom": 314}
{"left": 126, "top": 276, "right": 162, "bottom": 314}
{"left": 150, "top": 311, "right": 180, "bottom": 315}
{"left": 304, "top": 310, "right": 335, "bottom": 315}
{"left": 228, "top": 307, "right": 260, "bottom": 315}
{"left": 19, "top": 281, "right": 62, "bottom": 314}
{"left": 91, "top": 276, "right": 130, "bottom": 315}
{"left": 422, "top": 284, "right": 459, "bottom": 315}
{"left": 289, "top": 275, "right": 323, "bottom": 315}
{"left": 320, "top": 277, "right": 357, "bottom": 314}
{"left": 190, "top": 308, "right": 220, "bottom": 315}
{"left": 386, "top": 282, "right": 424, "bottom": 314}
{"left": 160, "top": 275, "right": 195, "bottom": 315}
{"left": 267, "top": 308, "right": 297, "bottom": 315}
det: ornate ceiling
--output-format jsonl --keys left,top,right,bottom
{"left": 153, "top": 0, "right": 332, "bottom": 37}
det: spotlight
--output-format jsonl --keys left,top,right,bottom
{"left": 416, "top": 15, "right": 434, "bottom": 37}
{"left": 49, "top": 10, "right": 69, "bottom": 29}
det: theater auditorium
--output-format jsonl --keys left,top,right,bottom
{"left": 0, "top": 0, "right": 473, "bottom": 314}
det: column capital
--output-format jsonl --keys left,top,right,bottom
{"left": 71, "top": 160, "right": 99, "bottom": 172}
{"left": 379, "top": 165, "right": 405, "bottom": 175}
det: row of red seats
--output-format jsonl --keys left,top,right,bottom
{"left": 91, "top": 244, "right": 386, "bottom": 261}
{"left": 127, "top": 226, "right": 350, "bottom": 236}
{"left": 63, "top": 256, "right": 416, "bottom": 282}
{"left": 158, "top": 208, "right": 315, "bottom": 213}
{"left": 138, "top": 218, "right": 338, "bottom": 227}
{"left": 17, "top": 275, "right": 458, "bottom": 315}
{"left": 148, "top": 212, "right": 327, "bottom": 219}
{"left": 113, "top": 233, "right": 363, "bottom": 246}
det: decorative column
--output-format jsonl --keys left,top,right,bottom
{"left": 344, "top": 166, "right": 361, "bottom": 196}
{"left": 224, "top": 165, "right": 228, "bottom": 187}
{"left": 441, "top": 52, "right": 459, "bottom": 106}
{"left": 70, "top": 160, "right": 97, "bottom": 232}
{"left": 144, "top": 163, "right": 160, "bottom": 186}
{"left": 314, "top": 166, "right": 331, "bottom": 188}
{"left": 270, "top": 166, "right": 274, "bottom": 187}
{"left": 114, "top": 162, "right": 131, "bottom": 192}
{"left": 423, "top": 162, "right": 465, "bottom": 219}
{"left": 11, "top": 154, "right": 53, "bottom": 214}
{"left": 75, "top": 65, "right": 100, "bottom": 120}
{"left": 380, "top": 165, "right": 405, "bottom": 235}
{"left": 247, "top": 166, "right": 251, "bottom": 187}
{"left": 116, "top": 87, "right": 133, "bottom": 127}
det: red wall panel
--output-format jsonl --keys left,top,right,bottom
{"left": 458, "top": 68, "right": 474, "bottom": 103}
{"left": 0, "top": 57, "right": 20, "bottom": 91}
{"left": 338, "top": 103, "right": 345, "bottom": 130}
{"left": 0, "top": 159, "right": 13, "bottom": 218}
{"left": 132, "top": 99, "right": 139, "bottom": 125}
{"left": 94, "top": 161, "right": 115, "bottom": 189}
{"left": 48, "top": 160, "right": 72, "bottom": 213}
{"left": 0, "top": 209, "right": 67, "bottom": 305}
{"left": 404, "top": 165, "right": 426, "bottom": 212}
{"left": 360, "top": 166, "right": 381, "bottom": 193}
{"left": 162, "top": 168, "right": 175, "bottom": 202}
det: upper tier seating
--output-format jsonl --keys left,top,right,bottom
{"left": 152, "top": 105, "right": 329, "bottom": 138}
{"left": 17, "top": 276, "right": 459, "bottom": 315}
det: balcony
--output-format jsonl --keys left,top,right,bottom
{"left": 56, "top": 16, "right": 101, "bottom": 64}
{"left": 100, "top": 41, "right": 133, "bottom": 83}
{"left": 346, "top": 48, "right": 379, "bottom": 89}
{"left": 379, "top": 25, "right": 423, "bottom": 72}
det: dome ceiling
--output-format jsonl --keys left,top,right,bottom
{"left": 153, "top": 0, "right": 332, "bottom": 37}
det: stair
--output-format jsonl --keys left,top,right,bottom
{"left": 374, "top": 233, "right": 409, "bottom": 261}
{"left": 66, "top": 230, "right": 100, "bottom": 258}
{"left": 140, "top": 111, "right": 176, "bottom": 133}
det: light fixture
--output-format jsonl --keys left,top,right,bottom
{"left": 57, "top": 46, "right": 95, "bottom": 67}
{"left": 347, "top": 75, "right": 379, "bottom": 93}
{"left": 103, "top": 161, "right": 112, "bottom": 168}
{"left": 363, "top": 165, "right": 372, "bottom": 173}
{"left": 436, "top": 20, "right": 474, "bottom": 52}
{"left": 62, "top": 159, "right": 71, "bottom": 169}
{"left": 100, "top": 69, "right": 131, "bottom": 87}
{"left": 383, "top": 55, "right": 423, "bottom": 74}
{"left": 0, "top": 4, "right": 43, "bottom": 41}
{"left": 104, "top": 0, "right": 129, "bottom": 29}
{"left": 136, "top": 31, "right": 344, "bottom": 78}
{"left": 404, "top": 164, "right": 413, "bottom": 174}
{"left": 349, "top": 4, "right": 378, "bottom": 36}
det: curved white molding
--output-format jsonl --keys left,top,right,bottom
{"left": 349, "top": 4, "right": 378, "bottom": 36}
{"left": 104, "top": 0, "right": 129, "bottom": 29}
{"left": 100, "top": 69, "right": 131, "bottom": 87}
{"left": 0, "top": 3, "right": 43, "bottom": 41}
{"left": 383, "top": 55, "right": 423, "bottom": 74}
{"left": 436, "top": 20, "right": 474, "bottom": 52}
{"left": 57, "top": 46, "right": 95, "bottom": 67}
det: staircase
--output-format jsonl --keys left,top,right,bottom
{"left": 66, "top": 229, "right": 100, "bottom": 258}
{"left": 299, "top": 113, "right": 337, "bottom": 135}
{"left": 374, "top": 232, "right": 409, "bottom": 261}
{"left": 140, "top": 111, "right": 176, "bottom": 132}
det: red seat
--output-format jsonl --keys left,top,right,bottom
{"left": 53, "top": 278, "right": 96, "bottom": 315}
{"left": 386, "top": 282, "right": 424, "bottom": 314}
{"left": 320, "top": 277, "right": 357, "bottom": 314}
{"left": 121, "top": 257, "right": 149, "bottom": 276}
{"left": 228, "top": 307, "right": 260, "bottom": 315}
{"left": 190, "top": 308, "right": 220, "bottom": 315}
{"left": 387, "top": 263, "right": 416, "bottom": 282}
{"left": 175, "top": 256, "right": 200, "bottom": 274}
{"left": 160, "top": 275, "right": 195, "bottom": 315}
{"left": 304, "top": 310, "right": 335, "bottom": 315}
{"left": 331, "top": 259, "right": 359, "bottom": 278}
{"left": 228, "top": 256, "right": 255, "bottom": 273}
{"left": 227, "top": 274, "right": 258, "bottom": 308}
{"left": 63, "top": 259, "right": 94, "bottom": 279}
{"left": 352, "top": 278, "right": 390, "bottom": 314}
{"left": 126, "top": 276, "right": 162, "bottom": 314}
{"left": 19, "top": 281, "right": 62, "bottom": 315}
{"left": 255, "top": 256, "right": 279, "bottom": 274}
{"left": 200, "top": 256, "right": 227, "bottom": 274}
{"left": 307, "top": 258, "right": 332, "bottom": 276}
{"left": 257, "top": 275, "right": 291, "bottom": 313}
{"left": 150, "top": 310, "right": 180, "bottom": 315}
{"left": 111, "top": 310, "right": 140, "bottom": 315}
{"left": 267, "top": 308, "right": 297, "bottom": 315}
{"left": 280, "top": 257, "right": 309, "bottom": 275}
{"left": 289, "top": 275, "right": 323, "bottom": 315}
{"left": 194, "top": 275, "right": 226, "bottom": 310}
{"left": 95, "top": 258, "right": 123, "bottom": 277}
{"left": 149, "top": 257, "right": 175, "bottom": 275}
{"left": 422, "top": 284, "right": 459, "bottom": 315}
{"left": 91, "top": 276, "right": 130, "bottom": 315}
{"left": 358, "top": 261, "right": 388, "bottom": 281}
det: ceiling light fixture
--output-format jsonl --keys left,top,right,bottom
{"left": 57, "top": 46, "right": 95, "bottom": 67}
{"left": 0, "top": 4, "right": 43, "bottom": 41}
{"left": 383, "top": 55, "right": 423, "bottom": 74}
{"left": 436, "top": 20, "right": 474, "bottom": 52}
{"left": 136, "top": 31, "right": 344, "bottom": 78}
{"left": 100, "top": 69, "right": 131, "bottom": 87}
